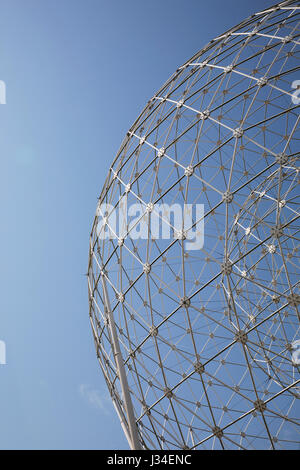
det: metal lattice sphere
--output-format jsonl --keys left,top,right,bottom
{"left": 88, "top": 0, "right": 300, "bottom": 450}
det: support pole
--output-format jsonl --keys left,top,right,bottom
{"left": 101, "top": 272, "right": 141, "bottom": 450}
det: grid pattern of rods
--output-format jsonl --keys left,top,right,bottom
{"left": 88, "top": 0, "right": 300, "bottom": 450}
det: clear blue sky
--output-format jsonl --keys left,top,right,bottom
{"left": 0, "top": 0, "right": 277, "bottom": 449}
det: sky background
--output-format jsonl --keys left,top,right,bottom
{"left": 0, "top": 0, "right": 278, "bottom": 450}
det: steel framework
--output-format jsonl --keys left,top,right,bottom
{"left": 88, "top": 0, "right": 300, "bottom": 450}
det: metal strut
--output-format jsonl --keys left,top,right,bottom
{"left": 101, "top": 272, "right": 141, "bottom": 450}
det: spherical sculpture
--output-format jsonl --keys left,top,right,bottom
{"left": 88, "top": 0, "right": 300, "bottom": 450}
